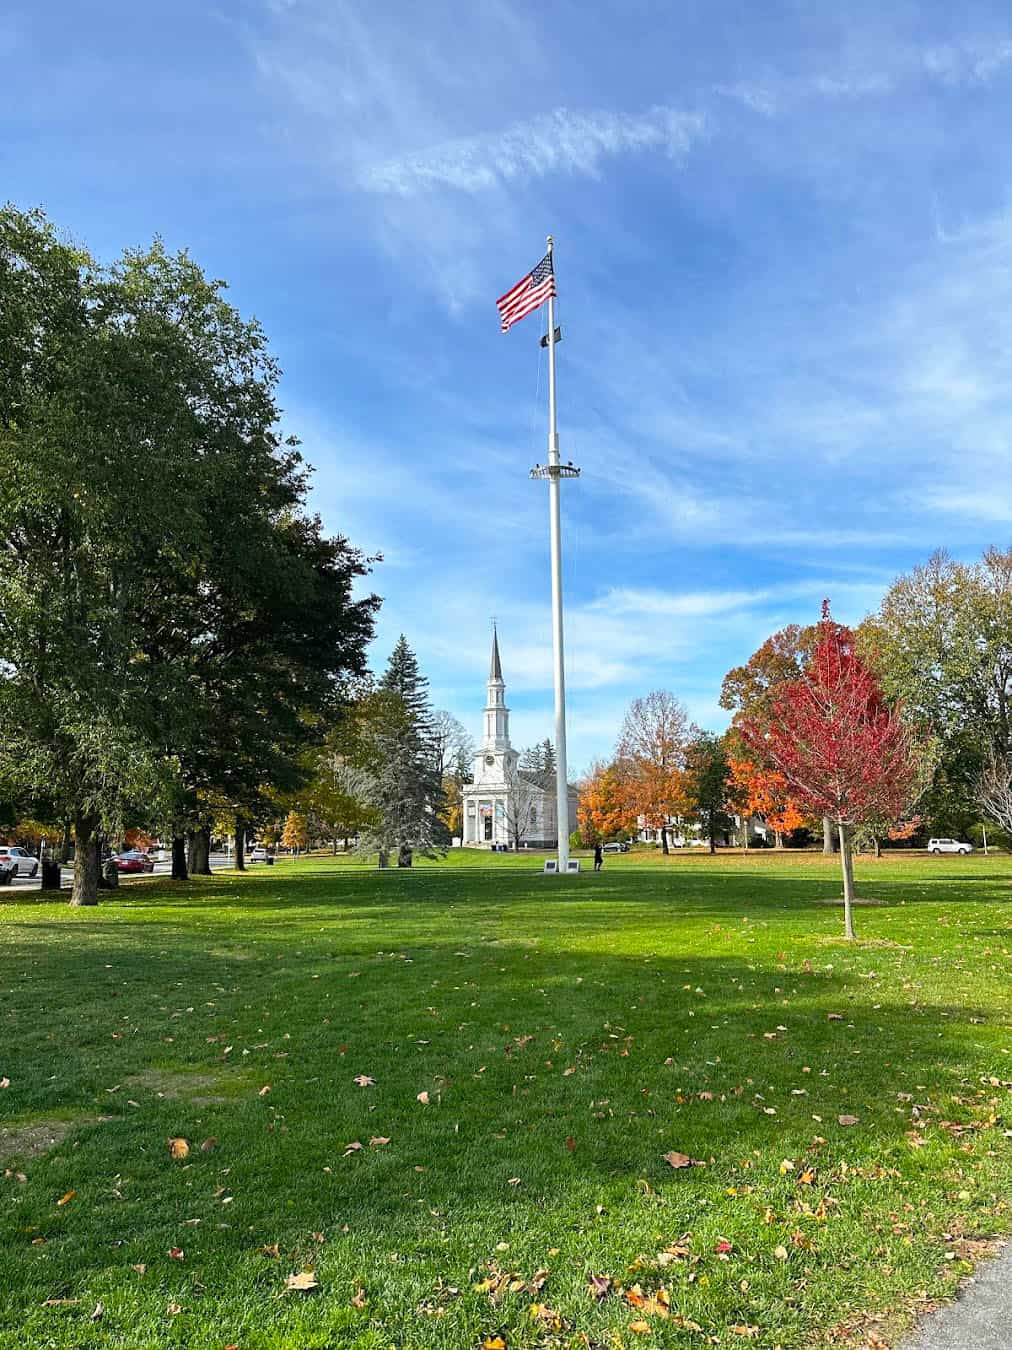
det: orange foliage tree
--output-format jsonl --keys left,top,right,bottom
{"left": 616, "top": 691, "right": 693, "bottom": 853}
{"left": 727, "top": 754, "right": 805, "bottom": 847}
{"left": 578, "top": 760, "right": 638, "bottom": 842}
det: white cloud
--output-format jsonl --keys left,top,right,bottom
{"left": 361, "top": 104, "right": 706, "bottom": 197}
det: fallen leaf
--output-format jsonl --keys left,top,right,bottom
{"left": 200, "top": 1137, "right": 217, "bottom": 1152}
{"left": 630, "top": 1320, "right": 651, "bottom": 1334}
{"left": 258, "top": 1085, "right": 271, "bottom": 1096}
{"left": 42, "top": 1298, "right": 79, "bottom": 1307}
{"left": 774, "top": 1245, "right": 789, "bottom": 1261}
{"left": 353, "top": 1075, "right": 375, "bottom": 1087}
{"left": 89, "top": 1302, "right": 104, "bottom": 1322}
{"left": 588, "top": 1273, "right": 611, "bottom": 1301}
{"left": 0, "top": 1078, "right": 9, "bottom": 1089}
{"left": 343, "top": 1141, "right": 363, "bottom": 1155}
{"left": 168, "top": 1137, "right": 190, "bottom": 1160}
{"left": 507, "top": 1177, "right": 521, "bottom": 1186}
{"left": 351, "top": 1286, "right": 367, "bottom": 1308}
{"left": 56, "top": 1190, "right": 76, "bottom": 1207}
{"left": 166, "top": 1302, "right": 182, "bottom": 1316}
{"left": 369, "top": 1136, "right": 391, "bottom": 1147}
{"left": 838, "top": 1114, "right": 859, "bottom": 1127}
{"left": 715, "top": 1240, "right": 734, "bottom": 1256}
{"left": 565, "top": 1136, "right": 576, "bottom": 1152}
{"left": 481, "top": 1338, "right": 506, "bottom": 1350}
{"left": 261, "top": 1243, "right": 281, "bottom": 1258}
{"left": 168, "top": 1247, "right": 185, "bottom": 1261}
{"left": 285, "top": 1270, "right": 318, "bottom": 1292}
{"left": 663, "top": 1151, "right": 702, "bottom": 1169}
{"left": 827, "top": 1013, "right": 843, "bottom": 1021}
{"left": 416, "top": 1091, "right": 430, "bottom": 1105}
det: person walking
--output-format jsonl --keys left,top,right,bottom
{"left": 594, "top": 843, "right": 603, "bottom": 872}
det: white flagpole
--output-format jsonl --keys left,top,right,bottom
{"left": 544, "top": 234, "right": 571, "bottom": 872}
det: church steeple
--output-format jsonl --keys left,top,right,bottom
{"left": 483, "top": 624, "right": 511, "bottom": 751}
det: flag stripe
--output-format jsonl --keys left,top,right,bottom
{"left": 496, "top": 252, "right": 556, "bottom": 333}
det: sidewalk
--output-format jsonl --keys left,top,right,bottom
{"left": 904, "top": 1244, "right": 1011, "bottom": 1349}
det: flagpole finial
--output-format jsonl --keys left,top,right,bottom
{"left": 546, "top": 234, "right": 553, "bottom": 252}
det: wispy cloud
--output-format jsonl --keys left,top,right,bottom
{"left": 362, "top": 104, "right": 706, "bottom": 196}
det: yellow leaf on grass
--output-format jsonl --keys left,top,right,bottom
{"left": 168, "top": 1137, "right": 190, "bottom": 1160}
{"left": 285, "top": 1270, "right": 318, "bottom": 1292}
{"left": 774, "top": 1245, "right": 789, "bottom": 1261}
{"left": 630, "top": 1320, "right": 651, "bottom": 1334}
{"left": 482, "top": 1338, "right": 506, "bottom": 1349}
{"left": 56, "top": 1190, "right": 75, "bottom": 1206}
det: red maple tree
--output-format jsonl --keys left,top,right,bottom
{"left": 742, "top": 603, "right": 923, "bottom": 938}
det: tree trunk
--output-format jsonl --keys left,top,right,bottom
{"left": 838, "top": 822, "right": 857, "bottom": 940}
{"left": 60, "top": 820, "right": 73, "bottom": 864}
{"left": 741, "top": 818, "right": 749, "bottom": 850}
{"left": 186, "top": 830, "right": 198, "bottom": 874}
{"left": 191, "top": 825, "right": 211, "bottom": 875}
{"left": 873, "top": 837, "right": 882, "bottom": 859}
{"left": 397, "top": 843, "right": 413, "bottom": 868}
{"left": 823, "top": 816, "right": 835, "bottom": 854}
{"left": 69, "top": 810, "right": 100, "bottom": 907}
{"left": 332, "top": 838, "right": 338, "bottom": 856}
{"left": 708, "top": 813, "right": 716, "bottom": 854}
{"left": 171, "top": 834, "right": 189, "bottom": 881}
{"left": 234, "top": 816, "right": 245, "bottom": 871}
{"left": 660, "top": 825, "right": 669, "bottom": 855}
{"left": 775, "top": 830, "right": 784, "bottom": 849}
{"left": 377, "top": 847, "right": 389, "bottom": 869}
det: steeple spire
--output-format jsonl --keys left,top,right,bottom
{"left": 483, "top": 624, "right": 510, "bottom": 751}
{"left": 489, "top": 623, "right": 503, "bottom": 682}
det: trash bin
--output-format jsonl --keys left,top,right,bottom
{"left": 40, "top": 858, "right": 62, "bottom": 890}
{"left": 265, "top": 854, "right": 275, "bottom": 866}
{"left": 100, "top": 859, "right": 119, "bottom": 889}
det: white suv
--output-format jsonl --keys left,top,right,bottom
{"left": 0, "top": 846, "right": 40, "bottom": 877}
{"left": 927, "top": 838, "right": 973, "bottom": 855}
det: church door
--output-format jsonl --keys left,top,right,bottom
{"left": 483, "top": 814, "right": 493, "bottom": 842}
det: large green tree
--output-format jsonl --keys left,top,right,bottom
{"left": 0, "top": 205, "right": 377, "bottom": 901}
{"left": 860, "top": 549, "right": 1011, "bottom": 834}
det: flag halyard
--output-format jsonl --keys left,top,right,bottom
{"left": 496, "top": 252, "right": 556, "bottom": 332}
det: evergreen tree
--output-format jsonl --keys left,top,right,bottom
{"left": 363, "top": 638, "right": 443, "bottom": 867}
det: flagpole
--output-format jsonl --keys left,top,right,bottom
{"left": 544, "top": 234, "right": 572, "bottom": 872}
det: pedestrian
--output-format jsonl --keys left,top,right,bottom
{"left": 594, "top": 843, "right": 603, "bottom": 872}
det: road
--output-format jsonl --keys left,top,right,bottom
{"left": 3, "top": 853, "right": 232, "bottom": 892}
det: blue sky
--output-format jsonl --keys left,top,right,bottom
{"left": 5, "top": 1, "right": 1012, "bottom": 770}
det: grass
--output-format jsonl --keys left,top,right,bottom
{"left": 0, "top": 850, "right": 1009, "bottom": 1349}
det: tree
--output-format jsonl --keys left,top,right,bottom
{"left": 578, "top": 760, "right": 638, "bottom": 842}
{"left": 432, "top": 710, "right": 474, "bottom": 842}
{"left": 720, "top": 622, "right": 837, "bottom": 854}
{"left": 742, "top": 604, "right": 926, "bottom": 939}
{"left": 503, "top": 762, "right": 538, "bottom": 850}
{"left": 683, "top": 732, "right": 731, "bottom": 854}
{"left": 361, "top": 638, "right": 443, "bottom": 868}
{"left": 280, "top": 811, "right": 310, "bottom": 854}
{"left": 616, "top": 691, "right": 692, "bottom": 853}
{"left": 727, "top": 754, "right": 805, "bottom": 848}
{"left": 0, "top": 207, "right": 378, "bottom": 901}
{"left": 976, "top": 752, "right": 1012, "bottom": 835}
{"left": 861, "top": 548, "right": 1012, "bottom": 833}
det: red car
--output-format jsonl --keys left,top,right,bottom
{"left": 112, "top": 850, "right": 155, "bottom": 874}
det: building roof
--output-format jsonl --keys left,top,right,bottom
{"left": 489, "top": 624, "right": 503, "bottom": 681}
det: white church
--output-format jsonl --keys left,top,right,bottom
{"left": 461, "top": 628, "right": 578, "bottom": 850}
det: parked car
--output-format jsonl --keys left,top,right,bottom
{"left": 112, "top": 850, "right": 155, "bottom": 874}
{"left": 0, "top": 858, "right": 14, "bottom": 885}
{"left": 927, "top": 838, "right": 973, "bottom": 855}
{"left": 249, "top": 846, "right": 272, "bottom": 862}
{"left": 602, "top": 840, "right": 630, "bottom": 853}
{"left": 0, "top": 846, "right": 40, "bottom": 878}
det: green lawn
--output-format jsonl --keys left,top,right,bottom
{"left": 0, "top": 851, "right": 1009, "bottom": 1349}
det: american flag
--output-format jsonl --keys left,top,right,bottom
{"left": 496, "top": 252, "right": 556, "bottom": 332}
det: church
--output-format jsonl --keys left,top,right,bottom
{"left": 461, "top": 628, "right": 578, "bottom": 850}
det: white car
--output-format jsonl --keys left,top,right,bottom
{"left": 249, "top": 846, "right": 272, "bottom": 862}
{"left": 927, "top": 838, "right": 973, "bottom": 855}
{"left": 0, "top": 846, "right": 40, "bottom": 877}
